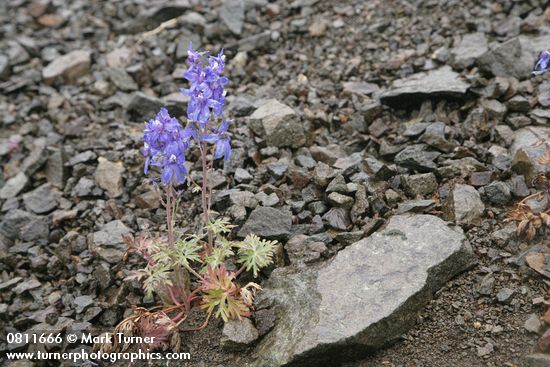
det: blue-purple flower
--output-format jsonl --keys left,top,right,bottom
{"left": 533, "top": 50, "right": 550, "bottom": 76}
{"left": 202, "top": 120, "right": 232, "bottom": 161}
{"left": 142, "top": 108, "right": 188, "bottom": 185}
{"left": 181, "top": 43, "right": 228, "bottom": 128}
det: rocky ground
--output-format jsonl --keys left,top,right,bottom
{"left": 1, "top": 0, "right": 550, "bottom": 366}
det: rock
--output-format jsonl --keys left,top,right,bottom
{"left": 448, "top": 184, "right": 485, "bottom": 226}
{"left": 74, "top": 295, "right": 94, "bottom": 314}
{"left": 90, "top": 220, "right": 132, "bottom": 264}
{"left": 420, "top": 122, "right": 455, "bottom": 153}
{"left": 326, "top": 175, "right": 348, "bottom": 194}
{"left": 68, "top": 151, "right": 97, "bottom": 166}
{"left": 310, "top": 145, "right": 346, "bottom": 166}
{"left": 286, "top": 235, "right": 327, "bottom": 265}
{"left": 507, "top": 95, "right": 531, "bottom": 112}
{"left": 524, "top": 313, "right": 543, "bottom": 334}
{"left": 477, "top": 274, "right": 494, "bottom": 296}
{"left": 46, "top": 148, "right": 67, "bottom": 189}
{"left": 469, "top": 171, "right": 492, "bottom": 187}
{"left": 221, "top": 318, "right": 259, "bottom": 351}
{"left": 21, "top": 137, "right": 47, "bottom": 176}
{"left": 342, "top": 81, "right": 379, "bottom": 96}
{"left": 394, "top": 145, "right": 440, "bottom": 172}
{"left": 0, "top": 209, "right": 36, "bottom": 241}
{"left": 401, "top": 173, "right": 438, "bottom": 197}
{"left": 327, "top": 192, "right": 354, "bottom": 209}
{"left": 22, "top": 183, "right": 59, "bottom": 214}
{"left": 106, "top": 68, "right": 137, "bottom": 91}
{"left": 476, "top": 342, "right": 494, "bottom": 357}
{"left": 322, "top": 207, "right": 350, "bottom": 230}
{"left": 481, "top": 99, "right": 507, "bottom": 120}
{"left": 479, "top": 181, "right": 512, "bottom": 206}
{"left": 451, "top": 32, "right": 488, "bottom": 69}
{"left": 510, "top": 126, "right": 550, "bottom": 182}
{"left": 477, "top": 37, "right": 533, "bottom": 80}
{"left": 235, "top": 168, "right": 253, "bottom": 183}
{"left": 525, "top": 353, "right": 550, "bottom": 367}
{"left": 396, "top": 199, "right": 436, "bottom": 214}
{"left": 72, "top": 177, "right": 95, "bottom": 197}
{"left": 135, "top": 191, "right": 161, "bottom": 209}
{"left": 105, "top": 47, "right": 132, "bottom": 68}
{"left": 219, "top": 0, "right": 245, "bottom": 35}
{"left": 496, "top": 288, "right": 514, "bottom": 304}
{"left": 0, "top": 54, "right": 10, "bottom": 80}
{"left": 42, "top": 50, "right": 92, "bottom": 84}
{"left": 230, "top": 191, "right": 258, "bottom": 208}
{"left": 253, "top": 215, "right": 474, "bottom": 366}
{"left": 0, "top": 172, "right": 28, "bottom": 199}
{"left": 380, "top": 66, "right": 470, "bottom": 107}
{"left": 238, "top": 207, "right": 292, "bottom": 240}
{"left": 95, "top": 157, "right": 125, "bottom": 198}
{"left": 249, "top": 99, "right": 305, "bottom": 148}
{"left": 13, "top": 278, "right": 41, "bottom": 295}
{"left": 127, "top": 92, "right": 164, "bottom": 121}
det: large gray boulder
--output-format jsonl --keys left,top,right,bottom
{"left": 380, "top": 66, "right": 470, "bottom": 106}
{"left": 252, "top": 214, "right": 475, "bottom": 367}
{"left": 248, "top": 99, "right": 305, "bottom": 148}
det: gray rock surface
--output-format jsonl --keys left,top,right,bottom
{"left": 510, "top": 126, "right": 550, "bottom": 182}
{"left": 451, "top": 32, "right": 488, "bottom": 69}
{"left": 238, "top": 207, "right": 292, "bottom": 240}
{"left": 0, "top": 172, "right": 28, "bottom": 199}
{"left": 90, "top": 220, "right": 132, "bottom": 264}
{"left": 380, "top": 66, "right": 469, "bottom": 106}
{"left": 22, "top": 183, "right": 59, "bottom": 214}
{"left": 253, "top": 215, "right": 474, "bottom": 366}
{"left": 95, "top": 157, "right": 125, "bottom": 198}
{"left": 221, "top": 318, "right": 259, "bottom": 350}
{"left": 448, "top": 184, "right": 485, "bottom": 226}
{"left": 219, "top": 0, "right": 245, "bottom": 35}
{"left": 249, "top": 99, "right": 305, "bottom": 148}
{"left": 42, "top": 50, "right": 91, "bottom": 84}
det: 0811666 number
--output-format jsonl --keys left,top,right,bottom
{"left": 7, "top": 333, "right": 63, "bottom": 344}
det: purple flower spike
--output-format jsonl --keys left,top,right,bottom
{"left": 142, "top": 108, "right": 188, "bottom": 185}
{"left": 533, "top": 50, "right": 550, "bottom": 76}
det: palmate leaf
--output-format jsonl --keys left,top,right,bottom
{"left": 173, "top": 237, "right": 202, "bottom": 268}
{"left": 204, "top": 238, "right": 234, "bottom": 268}
{"left": 206, "top": 218, "right": 234, "bottom": 236}
{"left": 199, "top": 265, "right": 250, "bottom": 322}
{"left": 143, "top": 263, "right": 173, "bottom": 298}
{"left": 235, "top": 234, "right": 277, "bottom": 277}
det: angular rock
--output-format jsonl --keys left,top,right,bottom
{"left": 0, "top": 172, "right": 28, "bottom": 199}
{"left": 127, "top": 92, "right": 164, "bottom": 121}
{"left": 448, "top": 184, "right": 485, "bottom": 226}
{"left": 22, "top": 183, "right": 59, "bottom": 214}
{"left": 219, "top": 0, "right": 245, "bottom": 35}
{"left": 525, "top": 353, "right": 550, "bottom": 367}
{"left": 401, "top": 173, "right": 438, "bottom": 197}
{"left": 90, "top": 220, "right": 132, "bottom": 264}
{"left": 451, "top": 32, "right": 488, "bottom": 69}
{"left": 394, "top": 145, "right": 440, "bottom": 172}
{"left": 477, "top": 37, "right": 534, "bottom": 80}
{"left": 510, "top": 126, "right": 550, "bottom": 182}
{"left": 249, "top": 99, "right": 305, "bottom": 148}
{"left": 222, "top": 318, "right": 259, "bottom": 351}
{"left": 479, "top": 181, "right": 512, "bottom": 206}
{"left": 42, "top": 50, "right": 92, "bottom": 84}
{"left": 380, "top": 66, "right": 469, "bottom": 106}
{"left": 253, "top": 215, "right": 474, "bottom": 367}
{"left": 322, "top": 207, "right": 350, "bottom": 230}
{"left": 46, "top": 148, "right": 67, "bottom": 189}
{"left": 21, "top": 137, "right": 47, "bottom": 176}
{"left": 95, "top": 157, "right": 125, "bottom": 198}
{"left": 238, "top": 207, "right": 292, "bottom": 240}
{"left": 0, "top": 209, "right": 48, "bottom": 242}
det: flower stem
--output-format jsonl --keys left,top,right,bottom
{"left": 165, "top": 184, "right": 175, "bottom": 248}
{"left": 200, "top": 140, "right": 214, "bottom": 254}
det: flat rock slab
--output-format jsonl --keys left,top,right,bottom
{"left": 380, "top": 66, "right": 469, "bottom": 107}
{"left": 253, "top": 214, "right": 475, "bottom": 367}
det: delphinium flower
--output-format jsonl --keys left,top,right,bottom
{"left": 142, "top": 107, "right": 188, "bottom": 185}
{"left": 533, "top": 50, "right": 550, "bottom": 76}
{"left": 202, "top": 120, "right": 232, "bottom": 161}
{"left": 181, "top": 43, "right": 229, "bottom": 132}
